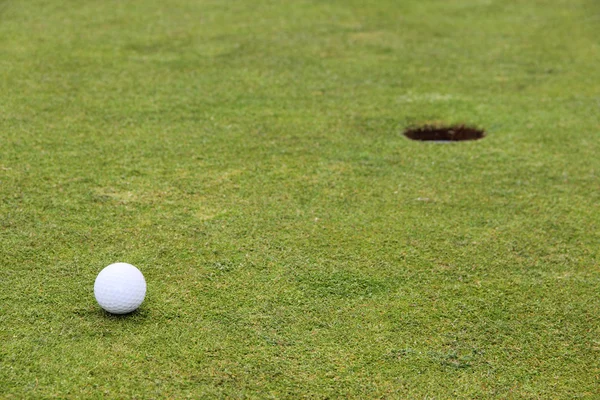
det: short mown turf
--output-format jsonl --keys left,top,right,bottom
{"left": 1, "top": 0, "right": 599, "bottom": 397}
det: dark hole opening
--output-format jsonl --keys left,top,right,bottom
{"left": 404, "top": 124, "right": 485, "bottom": 142}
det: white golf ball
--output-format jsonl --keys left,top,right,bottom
{"left": 94, "top": 262, "right": 147, "bottom": 314}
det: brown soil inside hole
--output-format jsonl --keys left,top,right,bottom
{"left": 403, "top": 124, "right": 485, "bottom": 142}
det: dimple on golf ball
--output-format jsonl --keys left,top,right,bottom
{"left": 94, "top": 262, "right": 147, "bottom": 314}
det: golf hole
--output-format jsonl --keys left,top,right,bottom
{"left": 403, "top": 124, "right": 485, "bottom": 142}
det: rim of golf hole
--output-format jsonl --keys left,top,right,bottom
{"left": 403, "top": 124, "right": 485, "bottom": 142}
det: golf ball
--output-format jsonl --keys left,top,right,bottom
{"left": 94, "top": 263, "right": 147, "bottom": 314}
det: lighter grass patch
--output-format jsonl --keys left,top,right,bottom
{"left": 396, "top": 92, "right": 461, "bottom": 104}
{"left": 92, "top": 188, "right": 138, "bottom": 204}
{"left": 195, "top": 205, "right": 228, "bottom": 221}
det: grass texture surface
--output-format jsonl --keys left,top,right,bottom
{"left": 1, "top": 0, "right": 599, "bottom": 397}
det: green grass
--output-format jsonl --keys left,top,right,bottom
{"left": 1, "top": 0, "right": 599, "bottom": 397}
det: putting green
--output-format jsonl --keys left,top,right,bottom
{"left": 1, "top": 0, "right": 599, "bottom": 397}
